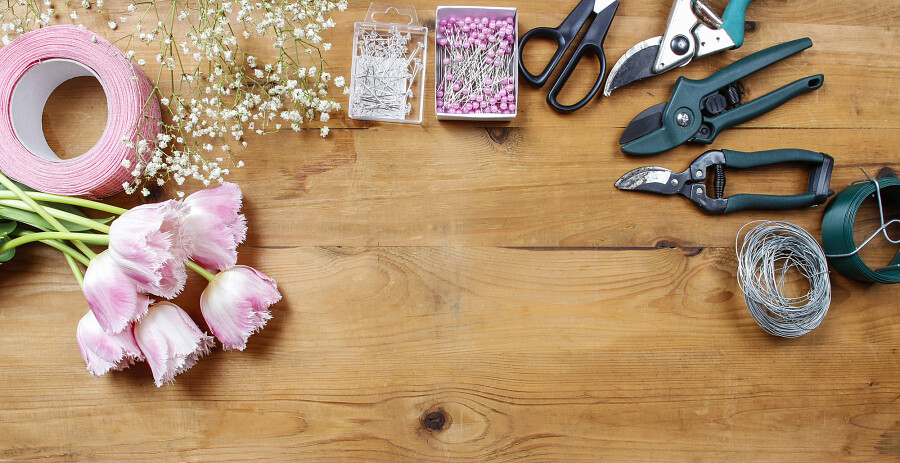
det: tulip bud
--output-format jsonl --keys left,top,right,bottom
{"left": 76, "top": 311, "right": 144, "bottom": 377}
{"left": 108, "top": 200, "right": 192, "bottom": 298}
{"left": 133, "top": 302, "right": 215, "bottom": 387}
{"left": 83, "top": 250, "right": 151, "bottom": 334}
{"left": 182, "top": 182, "right": 247, "bottom": 271}
{"left": 200, "top": 265, "right": 280, "bottom": 350}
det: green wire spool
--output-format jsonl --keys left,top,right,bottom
{"left": 821, "top": 176, "right": 900, "bottom": 283}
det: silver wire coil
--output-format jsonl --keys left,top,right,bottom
{"left": 736, "top": 221, "right": 831, "bottom": 338}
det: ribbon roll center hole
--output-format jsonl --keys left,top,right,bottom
{"left": 43, "top": 76, "right": 108, "bottom": 160}
{"left": 10, "top": 59, "right": 110, "bottom": 162}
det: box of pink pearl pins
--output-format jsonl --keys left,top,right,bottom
{"left": 434, "top": 6, "right": 518, "bottom": 120}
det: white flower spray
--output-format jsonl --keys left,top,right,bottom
{"left": 1, "top": 0, "right": 348, "bottom": 196}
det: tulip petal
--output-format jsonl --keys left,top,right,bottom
{"left": 200, "top": 266, "right": 281, "bottom": 351}
{"left": 184, "top": 182, "right": 245, "bottom": 225}
{"left": 134, "top": 302, "right": 215, "bottom": 387}
{"left": 183, "top": 211, "right": 242, "bottom": 270}
{"left": 183, "top": 183, "right": 247, "bottom": 271}
{"left": 83, "top": 250, "right": 151, "bottom": 334}
{"left": 108, "top": 200, "right": 191, "bottom": 298}
{"left": 76, "top": 311, "right": 144, "bottom": 377}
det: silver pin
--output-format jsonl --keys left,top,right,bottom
{"left": 436, "top": 17, "right": 516, "bottom": 115}
{"left": 352, "top": 27, "right": 423, "bottom": 119}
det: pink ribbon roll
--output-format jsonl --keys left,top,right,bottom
{"left": 0, "top": 25, "right": 159, "bottom": 198}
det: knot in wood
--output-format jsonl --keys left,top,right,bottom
{"left": 876, "top": 166, "right": 897, "bottom": 179}
{"left": 423, "top": 411, "right": 447, "bottom": 431}
{"left": 486, "top": 127, "right": 510, "bottom": 145}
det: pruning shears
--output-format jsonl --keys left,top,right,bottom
{"left": 618, "top": 38, "right": 823, "bottom": 155}
{"left": 615, "top": 148, "right": 834, "bottom": 214}
{"left": 604, "top": 0, "right": 757, "bottom": 96}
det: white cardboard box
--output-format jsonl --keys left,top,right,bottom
{"left": 434, "top": 6, "right": 518, "bottom": 121}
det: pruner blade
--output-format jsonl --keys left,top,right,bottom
{"left": 614, "top": 166, "right": 680, "bottom": 194}
{"left": 603, "top": 37, "right": 662, "bottom": 97}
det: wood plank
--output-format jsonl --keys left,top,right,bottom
{"left": 183, "top": 127, "right": 898, "bottom": 248}
{"left": 1, "top": 0, "right": 899, "bottom": 460}
{"left": 1, "top": 246, "right": 898, "bottom": 461}
{"left": 45, "top": 83, "right": 900, "bottom": 248}
{"left": 57, "top": 0, "right": 900, "bottom": 130}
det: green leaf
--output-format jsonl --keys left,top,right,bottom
{"left": 0, "top": 221, "right": 15, "bottom": 235}
{"left": 0, "top": 181, "right": 113, "bottom": 232}
{"left": 0, "top": 233, "right": 14, "bottom": 263}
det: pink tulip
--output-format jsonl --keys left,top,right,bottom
{"left": 76, "top": 311, "right": 144, "bottom": 377}
{"left": 133, "top": 302, "right": 215, "bottom": 387}
{"left": 183, "top": 182, "right": 247, "bottom": 271}
{"left": 108, "top": 200, "right": 191, "bottom": 299}
{"left": 83, "top": 250, "right": 152, "bottom": 334}
{"left": 200, "top": 266, "right": 281, "bottom": 350}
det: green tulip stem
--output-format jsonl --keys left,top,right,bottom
{"left": 0, "top": 191, "right": 127, "bottom": 215}
{"left": 185, "top": 260, "right": 216, "bottom": 282}
{"left": 0, "top": 232, "right": 109, "bottom": 255}
{"left": 64, "top": 254, "right": 85, "bottom": 288}
{"left": 11, "top": 230, "right": 92, "bottom": 267}
{"left": 0, "top": 200, "right": 111, "bottom": 234}
{"left": 0, "top": 172, "right": 97, "bottom": 259}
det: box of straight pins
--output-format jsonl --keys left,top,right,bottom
{"left": 435, "top": 6, "right": 518, "bottom": 121}
{"left": 349, "top": 3, "right": 428, "bottom": 124}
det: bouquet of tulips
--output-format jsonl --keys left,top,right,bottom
{"left": 0, "top": 173, "right": 280, "bottom": 386}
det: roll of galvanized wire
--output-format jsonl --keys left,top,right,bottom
{"left": 736, "top": 220, "right": 831, "bottom": 338}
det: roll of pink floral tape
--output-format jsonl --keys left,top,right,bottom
{"left": 0, "top": 25, "right": 160, "bottom": 198}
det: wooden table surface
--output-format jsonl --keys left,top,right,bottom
{"left": 2, "top": 0, "right": 899, "bottom": 461}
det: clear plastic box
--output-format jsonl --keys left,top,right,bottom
{"left": 348, "top": 3, "right": 428, "bottom": 124}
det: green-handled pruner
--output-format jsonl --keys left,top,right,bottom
{"left": 615, "top": 148, "right": 834, "bottom": 214}
{"left": 619, "top": 38, "right": 823, "bottom": 155}
{"left": 604, "top": 0, "right": 757, "bottom": 96}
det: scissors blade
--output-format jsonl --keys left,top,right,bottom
{"left": 593, "top": 0, "right": 618, "bottom": 13}
{"left": 603, "top": 37, "right": 662, "bottom": 96}
{"left": 615, "top": 166, "right": 679, "bottom": 194}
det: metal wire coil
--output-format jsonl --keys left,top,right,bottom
{"left": 736, "top": 221, "right": 831, "bottom": 338}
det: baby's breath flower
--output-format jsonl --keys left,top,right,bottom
{"left": 107, "top": 21, "right": 116, "bottom": 30}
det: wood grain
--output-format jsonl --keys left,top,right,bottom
{"left": 1, "top": 0, "right": 899, "bottom": 461}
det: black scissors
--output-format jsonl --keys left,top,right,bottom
{"left": 517, "top": 0, "right": 619, "bottom": 113}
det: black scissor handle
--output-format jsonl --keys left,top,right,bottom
{"left": 547, "top": 42, "right": 606, "bottom": 112}
{"left": 546, "top": 1, "right": 617, "bottom": 113}
{"left": 517, "top": 0, "right": 596, "bottom": 87}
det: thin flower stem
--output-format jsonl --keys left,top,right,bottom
{"left": 12, "top": 230, "right": 92, "bottom": 267}
{"left": 0, "top": 232, "right": 109, "bottom": 255}
{"left": 0, "top": 172, "right": 97, "bottom": 259}
{"left": 64, "top": 254, "right": 85, "bottom": 289}
{"left": 185, "top": 260, "right": 216, "bottom": 282}
{"left": 0, "top": 192, "right": 128, "bottom": 215}
{"left": 0, "top": 200, "right": 111, "bottom": 234}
